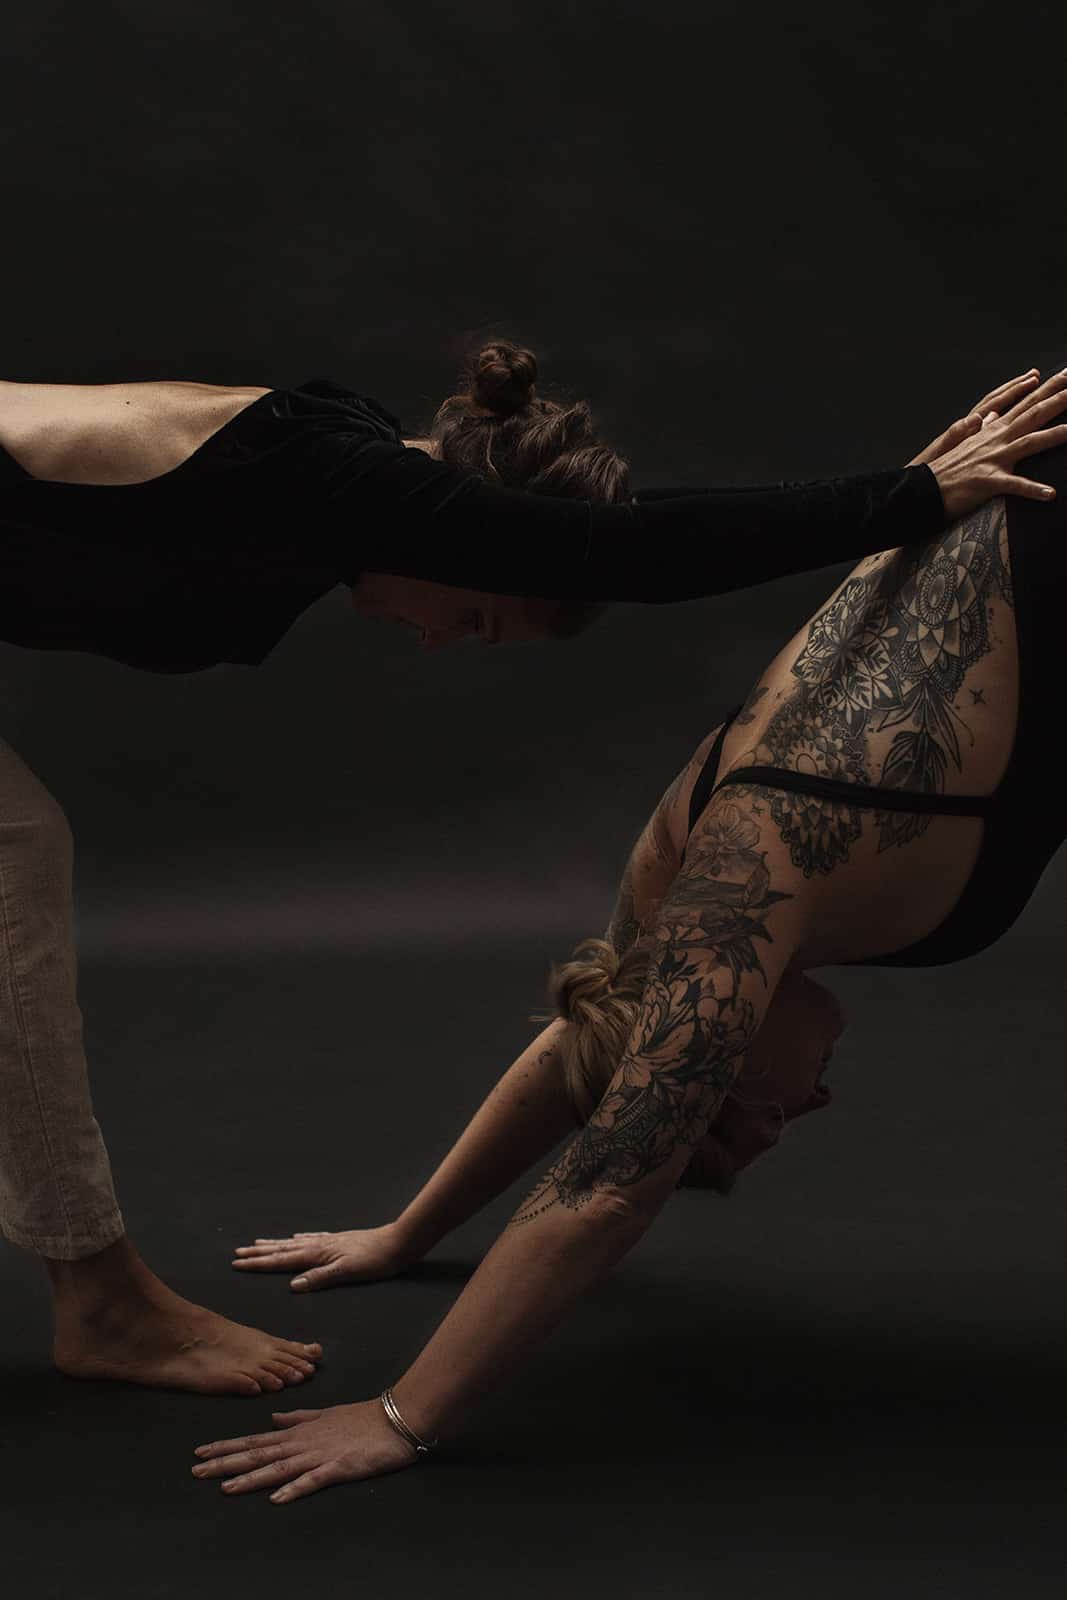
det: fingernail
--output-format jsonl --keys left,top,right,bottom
{"left": 194, "top": 1446, "right": 208, "bottom": 1456}
{"left": 222, "top": 1480, "right": 236, "bottom": 1490}
{"left": 192, "top": 1466, "right": 206, "bottom": 1477}
{"left": 291, "top": 1277, "right": 307, "bottom": 1288}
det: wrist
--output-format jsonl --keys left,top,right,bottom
{"left": 920, "top": 460, "right": 958, "bottom": 521}
{"left": 387, "top": 1371, "right": 452, "bottom": 1445}
{"left": 388, "top": 1210, "right": 443, "bottom": 1261}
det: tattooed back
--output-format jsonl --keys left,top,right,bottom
{"left": 684, "top": 500, "right": 1019, "bottom": 965}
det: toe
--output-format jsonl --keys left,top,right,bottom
{"left": 264, "top": 1360, "right": 305, "bottom": 1386}
{"left": 274, "top": 1350, "right": 314, "bottom": 1375}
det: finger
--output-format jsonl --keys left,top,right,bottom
{"left": 195, "top": 1429, "right": 288, "bottom": 1460}
{"left": 232, "top": 1254, "right": 314, "bottom": 1273}
{"left": 992, "top": 474, "right": 1056, "bottom": 501}
{"left": 974, "top": 370, "right": 1039, "bottom": 412}
{"left": 270, "top": 1463, "right": 348, "bottom": 1504}
{"left": 232, "top": 1247, "right": 321, "bottom": 1269}
{"left": 1002, "top": 367, "right": 1067, "bottom": 423}
{"left": 1004, "top": 422, "right": 1067, "bottom": 460}
{"left": 293, "top": 1233, "right": 330, "bottom": 1239}
{"left": 270, "top": 1409, "right": 324, "bottom": 1427}
{"left": 1004, "top": 390, "right": 1067, "bottom": 437}
{"left": 222, "top": 1454, "right": 320, "bottom": 1497}
{"left": 291, "top": 1262, "right": 349, "bottom": 1292}
{"left": 235, "top": 1243, "right": 309, "bottom": 1256}
{"left": 193, "top": 1441, "right": 295, "bottom": 1480}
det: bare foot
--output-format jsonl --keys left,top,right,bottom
{"left": 49, "top": 1238, "right": 322, "bottom": 1397}
{"left": 54, "top": 1286, "right": 322, "bottom": 1396}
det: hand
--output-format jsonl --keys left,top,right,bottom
{"left": 908, "top": 368, "right": 1041, "bottom": 465}
{"left": 921, "top": 367, "right": 1067, "bottom": 519}
{"left": 232, "top": 1223, "right": 422, "bottom": 1293}
{"left": 192, "top": 1400, "right": 421, "bottom": 1504}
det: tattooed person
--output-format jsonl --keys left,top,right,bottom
{"left": 5, "top": 346, "right": 1059, "bottom": 1408}
{"left": 193, "top": 370, "right": 1067, "bottom": 1504}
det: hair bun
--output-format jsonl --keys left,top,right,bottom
{"left": 470, "top": 339, "right": 538, "bottom": 418}
{"left": 552, "top": 938, "right": 621, "bottom": 1027}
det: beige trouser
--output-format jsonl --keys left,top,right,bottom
{"left": 0, "top": 731, "right": 124, "bottom": 1260}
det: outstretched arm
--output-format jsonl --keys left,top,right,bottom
{"left": 232, "top": 1020, "right": 576, "bottom": 1290}
{"left": 193, "top": 792, "right": 809, "bottom": 1498}
{"left": 233, "top": 753, "right": 703, "bottom": 1291}
{"left": 343, "top": 370, "right": 1067, "bottom": 602}
{"left": 387, "top": 795, "right": 805, "bottom": 1438}
{"left": 391, "top": 1019, "right": 575, "bottom": 1254}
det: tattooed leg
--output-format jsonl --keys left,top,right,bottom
{"left": 511, "top": 794, "right": 806, "bottom": 1226}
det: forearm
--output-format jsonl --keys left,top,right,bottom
{"left": 348, "top": 442, "right": 947, "bottom": 602}
{"left": 389, "top": 1178, "right": 662, "bottom": 1440}
{"left": 393, "top": 1020, "right": 575, "bottom": 1256}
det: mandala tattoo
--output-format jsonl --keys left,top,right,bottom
{"left": 511, "top": 804, "right": 792, "bottom": 1222}
{"left": 727, "top": 499, "right": 1014, "bottom": 872}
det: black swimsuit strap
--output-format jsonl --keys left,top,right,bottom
{"left": 685, "top": 703, "right": 996, "bottom": 842}
{"left": 711, "top": 765, "right": 996, "bottom": 818}
{"left": 687, "top": 705, "right": 743, "bottom": 834}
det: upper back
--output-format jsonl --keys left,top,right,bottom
{"left": 711, "top": 499, "right": 1020, "bottom": 817}
{"left": 0, "top": 378, "right": 271, "bottom": 485}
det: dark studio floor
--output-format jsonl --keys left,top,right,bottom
{"left": 2, "top": 882, "right": 1065, "bottom": 1600}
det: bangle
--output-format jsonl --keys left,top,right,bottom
{"left": 380, "top": 1387, "right": 439, "bottom": 1457}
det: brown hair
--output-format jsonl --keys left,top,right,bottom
{"left": 546, "top": 936, "right": 736, "bottom": 1194}
{"left": 430, "top": 339, "right": 633, "bottom": 639}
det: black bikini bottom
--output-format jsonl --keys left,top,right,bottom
{"left": 683, "top": 441, "right": 1067, "bottom": 969}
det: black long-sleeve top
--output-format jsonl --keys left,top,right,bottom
{"left": 0, "top": 377, "right": 946, "bottom": 674}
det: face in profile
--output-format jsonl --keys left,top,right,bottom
{"left": 681, "top": 969, "right": 846, "bottom": 1186}
{"left": 350, "top": 573, "right": 562, "bottom": 649}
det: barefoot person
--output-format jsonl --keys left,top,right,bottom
{"left": 0, "top": 345, "right": 1062, "bottom": 1400}
{"left": 203, "top": 385, "right": 1067, "bottom": 1500}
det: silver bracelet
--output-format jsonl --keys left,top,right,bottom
{"left": 380, "top": 1387, "right": 439, "bottom": 1457}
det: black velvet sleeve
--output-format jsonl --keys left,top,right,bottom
{"left": 318, "top": 434, "right": 947, "bottom": 602}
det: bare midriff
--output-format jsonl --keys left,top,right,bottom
{"left": 0, "top": 378, "right": 272, "bottom": 486}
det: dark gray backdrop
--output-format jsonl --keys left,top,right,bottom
{"left": 2, "top": 0, "right": 1064, "bottom": 958}
{"left": 2, "top": 6, "right": 1066, "bottom": 1598}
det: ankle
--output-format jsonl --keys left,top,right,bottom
{"left": 47, "top": 1236, "right": 165, "bottom": 1320}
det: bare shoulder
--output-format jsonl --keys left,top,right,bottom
{"left": 605, "top": 722, "right": 727, "bottom": 955}
{"left": 0, "top": 378, "right": 272, "bottom": 484}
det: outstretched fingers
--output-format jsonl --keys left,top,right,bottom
{"left": 975, "top": 368, "right": 1039, "bottom": 410}
{"left": 1002, "top": 367, "right": 1067, "bottom": 426}
{"left": 1010, "top": 421, "right": 1067, "bottom": 461}
{"left": 232, "top": 1239, "right": 324, "bottom": 1272}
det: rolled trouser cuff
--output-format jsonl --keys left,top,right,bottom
{"left": 0, "top": 1206, "right": 126, "bottom": 1261}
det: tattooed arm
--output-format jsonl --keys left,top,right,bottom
{"left": 604, "top": 733, "right": 722, "bottom": 956}
{"left": 388, "top": 796, "right": 803, "bottom": 1441}
{"left": 397, "top": 754, "right": 711, "bottom": 1254}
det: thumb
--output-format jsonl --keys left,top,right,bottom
{"left": 290, "top": 1261, "right": 347, "bottom": 1293}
